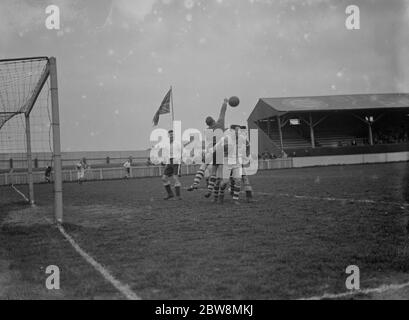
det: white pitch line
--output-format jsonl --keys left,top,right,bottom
{"left": 300, "top": 281, "right": 409, "bottom": 300}
{"left": 11, "top": 185, "right": 30, "bottom": 203}
{"left": 255, "top": 191, "right": 409, "bottom": 208}
{"left": 56, "top": 223, "right": 141, "bottom": 300}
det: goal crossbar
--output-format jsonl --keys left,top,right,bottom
{"left": 0, "top": 56, "right": 49, "bottom": 64}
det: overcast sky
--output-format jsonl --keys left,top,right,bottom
{"left": 1, "top": 0, "right": 408, "bottom": 151}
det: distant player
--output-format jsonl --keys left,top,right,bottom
{"left": 123, "top": 158, "right": 132, "bottom": 179}
{"left": 44, "top": 166, "right": 52, "bottom": 184}
{"left": 187, "top": 98, "right": 228, "bottom": 197}
{"left": 76, "top": 158, "right": 89, "bottom": 184}
{"left": 162, "top": 130, "right": 182, "bottom": 200}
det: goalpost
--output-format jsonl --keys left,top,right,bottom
{"left": 0, "top": 57, "right": 63, "bottom": 223}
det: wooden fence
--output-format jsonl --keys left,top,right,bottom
{"left": 0, "top": 160, "right": 293, "bottom": 186}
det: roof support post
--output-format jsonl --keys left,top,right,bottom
{"left": 277, "top": 116, "right": 284, "bottom": 154}
{"left": 301, "top": 114, "right": 328, "bottom": 148}
{"left": 309, "top": 113, "right": 316, "bottom": 148}
{"left": 351, "top": 113, "right": 377, "bottom": 146}
{"left": 368, "top": 122, "right": 374, "bottom": 146}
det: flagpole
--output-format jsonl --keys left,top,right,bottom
{"left": 170, "top": 86, "right": 175, "bottom": 124}
{"left": 170, "top": 86, "right": 181, "bottom": 173}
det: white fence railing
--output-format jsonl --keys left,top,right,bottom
{"left": 0, "top": 160, "right": 293, "bottom": 186}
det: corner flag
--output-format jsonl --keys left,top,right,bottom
{"left": 153, "top": 88, "right": 172, "bottom": 126}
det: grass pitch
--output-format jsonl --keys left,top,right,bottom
{"left": 1, "top": 162, "right": 409, "bottom": 299}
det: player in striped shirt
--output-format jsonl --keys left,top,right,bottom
{"left": 187, "top": 98, "right": 228, "bottom": 197}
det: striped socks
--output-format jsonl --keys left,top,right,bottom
{"left": 205, "top": 175, "right": 217, "bottom": 198}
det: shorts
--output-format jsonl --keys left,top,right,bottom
{"left": 164, "top": 164, "right": 180, "bottom": 177}
{"left": 217, "top": 164, "right": 242, "bottom": 180}
{"left": 204, "top": 165, "right": 212, "bottom": 179}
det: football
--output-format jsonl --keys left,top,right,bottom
{"left": 229, "top": 96, "right": 240, "bottom": 107}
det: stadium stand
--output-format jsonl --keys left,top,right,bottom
{"left": 248, "top": 93, "right": 409, "bottom": 157}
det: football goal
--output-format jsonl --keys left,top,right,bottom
{"left": 0, "top": 57, "right": 63, "bottom": 223}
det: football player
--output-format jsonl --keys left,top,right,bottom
{"left": 162, "top": 130, "right": 182, "bottom": 200}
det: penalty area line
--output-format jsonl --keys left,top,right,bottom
{"left": 300, "top": 281, "right": 409, "bottom": 300}
{"left": 255, "top": 191, "right": 409, "bottom": 208}
{"left": 56, "top": 223, "right": 141, "bottom": 300}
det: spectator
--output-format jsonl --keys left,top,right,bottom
{"left": 44, "top": 166, "right": 52, "bottom": 183}
{"left": 76, "top": 158, "right": 89, "bottom": 184}
{"left": 261, "top": 149, "right": 273, "bottom": 160}
{"left": 123, "top": 158, "right": 132, "bottom": 179}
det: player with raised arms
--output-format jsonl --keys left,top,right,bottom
{"left": 187, "top": 97, "right": 238, "bottom": 197}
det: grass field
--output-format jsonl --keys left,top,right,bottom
{"left": 1, "top": 162, "right": 409, "bottom": 300}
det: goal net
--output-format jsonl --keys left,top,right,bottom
{"left": 0, "top": 57, "right": 63, "bottom": 222}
